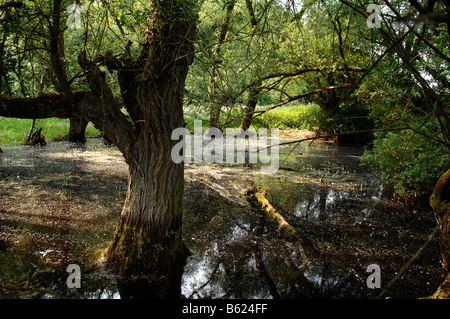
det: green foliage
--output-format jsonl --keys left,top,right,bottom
{"left": 361, "top": 131, "right": 450, "bottom": 198}
{"left": 0, "top": 117, "right": 100, "bottom": 146}
{"left": 0, "top": 0, "right": 449, "bottom": 202}
{"left": 252, "top": 104, "right": 327, "bottom": 130}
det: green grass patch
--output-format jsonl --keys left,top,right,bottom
{"left": 0, "top": 117, "right": 100, "bottom": 146}
{"left": 252, "top": 104, "right": 327, "bottom": 130}
{"left": 183, "top": 103, "right": 327, "bottom": 131}
{"left": 1, "top": 105, "right": 324, "bottom": 146}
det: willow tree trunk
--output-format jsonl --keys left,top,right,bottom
{"left": 430, "top": 169, "right": 450, "bottom": 272}
{"left": 106, "top": 78, "right": 190, "bottom": 299}
{"left": 0, "top": 0, "right": 197, "bottom": 298}
{"left": 105, "top": 0, "right": 196, "bottom": 298}
{"left": 107, "top": 132, "right": 188, "bottom": 298}
{"left": 66, "top": 118, "right": 88, "bottom": 142}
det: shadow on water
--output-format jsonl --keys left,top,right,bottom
{"left": 0, "top": 139, "right": 445, "bottom": 298}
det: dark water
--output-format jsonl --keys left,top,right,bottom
{"left": 182, "top": 142, "right": 444, "bottom": 299}
{"left": 0, "top": 139, "right": 444, "bottom": 299}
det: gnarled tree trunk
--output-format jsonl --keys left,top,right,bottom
{"left": 106, "top": 133, "right": 187, "bottom": 297}
{"left": 430, "top": 169, "right": 450, "bottom": 272}
{"left": 66, "top": 118, "right": 88, "bottom": 143}
{"left": 105, "top": 78, "right": 190, "bottom": 297}
{"left": 429, "top": 168, "right": 450, "bottom": 298}
{"left": 1, "top": 0, "right": 197, "bottom": 299}
{"left": 104, "top": 0, "right": 197, "bottom": 298}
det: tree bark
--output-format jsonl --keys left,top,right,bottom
{"left": 430, "top": 169, "right": 450, "bottom": 272}
{"left": 107, "top": 134, "right": 188, "bottom": 298}
{"left": 66, "top": 118, "right": 88, "bottom": 143}
{"left": 1, "top": 0, "right": 197, "bottom": 298}
{"left": 241, "top": 81, "right": 261, "bottom": 131}
{"left": 104, "top": 0, "right": 197, "bottom": 298}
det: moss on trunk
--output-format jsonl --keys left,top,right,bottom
{"left": 106, "top": 219, "right": 189, "bottom": 298}
{"left": 428, "top": 169, "right": 450, "bottom": 299}
{"left": 430, "top": 169, "right": 450, "bottom": 272}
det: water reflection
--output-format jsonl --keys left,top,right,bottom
{"left": 181, "top": 185, "right": 370, "bottom": 299}
{"left": 0, "top": 139, "right": 443, "bottom": 299}
{"left": 181, "top": 141, "right": 442, "bottom": 299}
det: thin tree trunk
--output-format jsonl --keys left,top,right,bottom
{"left": 208, "top": 66, "right": 221, "bottom": 128}
{"left": 240, "top": 1, "right": 262, "bottom": 131}
{"left": 208, "top": 0, "right": 235, "bottom": 129}
{"left": 241, "top": 81, "right": 261, "bottom": 131}
{"left": 66, "top": 118, "right": 88, "bottom": 143}
{"left": 26, "top": 119, "right": 36, "bottom": 143}
{"left": 50, "top": 0, "right": 89, "bottom": 142}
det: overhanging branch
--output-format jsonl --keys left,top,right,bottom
{"left": 0, "top": 90, "right": 135, "bottom": 153}
{"left": 0, "top": 91, "right": 90, "bottom": 119}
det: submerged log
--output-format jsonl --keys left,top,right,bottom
{"left": 243, "top": 186, "right": 309, "bottom": 271}
{"left": 187, "top": 172, "right": 249, "bottom": 207}
{"left": 243, "top": 186, "right": 299, "bottom": 240}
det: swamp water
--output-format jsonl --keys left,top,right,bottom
{"left": 0, "top": 138, "right": 445, "bottom": 299}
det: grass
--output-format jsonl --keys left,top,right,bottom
{"left": 0, "top": 117, "right": 100, "bottom": 146}
{"left": 251, "top": 104, "right": 327, "bottom": 130}
{"left": 1, "top": 104, "right": 324, "bottom": 146}
{"left": 183, "top": 103, "right": 327, "bottom": 132}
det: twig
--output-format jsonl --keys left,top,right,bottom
{"left": 377, "top": 210, "right": 450, "bottom": 299}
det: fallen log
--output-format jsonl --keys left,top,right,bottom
{"left": 243, "top": 186, "right": 298, "bottom": 240}
{"left": 243, "top": 186, "right": 310, "bottom": 271}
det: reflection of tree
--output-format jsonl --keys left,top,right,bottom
{"left": 318, "top": 182, "right": 328, "bottom": 221}
{"left": 254, "top": 215, "right": 280, "bottom": 299}
{"left": 182, "top": 180, "right": 372, "bottom": 299}
{"left": 183, "top": 190, "right": 311, "bottom": 298}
